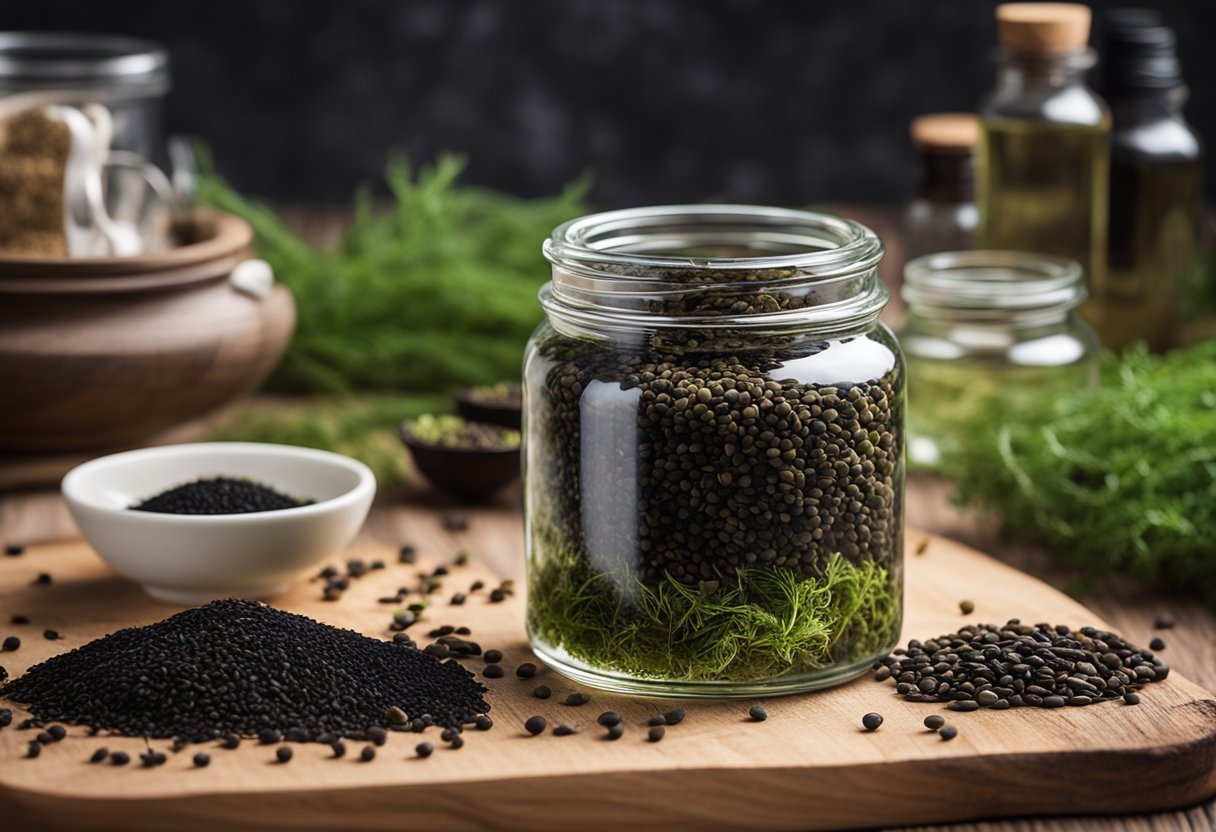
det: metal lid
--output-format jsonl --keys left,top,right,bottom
{"left": 0, "top": 32, "right": 169, "bottom": 94}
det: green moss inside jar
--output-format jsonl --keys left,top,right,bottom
{"left": 523, "top": 206, "right": 905, "bottom": 696}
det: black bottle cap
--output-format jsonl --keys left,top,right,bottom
{"left": 1100, "top": 8, "right": 1184, "bottom": 93}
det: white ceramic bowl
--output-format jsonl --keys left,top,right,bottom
{"left": 62, "top": 442, "right": 376, "bottom": 604}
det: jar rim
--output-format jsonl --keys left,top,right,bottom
{"left": 544, "top": 204, "right": 884, "bottom": 276}
{"left": 902, "top": 250, "right": 1086, "bottom": 316}
{"left": 0, "top": 32, "right": 170, "bottom": 93}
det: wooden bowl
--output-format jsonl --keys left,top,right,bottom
{"left": 0, "top": 212, "right": 295, "bottom": 453}
{"left": 453, "top": 385, "right": 523, "bottom": 431}
{"left": 398, "top": 423, "right": 520, "bottom": 503}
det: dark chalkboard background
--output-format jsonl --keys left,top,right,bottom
{"left": 3, "top": 0, "right": 1211, "bottom": 206}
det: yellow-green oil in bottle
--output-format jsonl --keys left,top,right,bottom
{"left": 978, "top": 118, "right": 1110, "bottom": 328}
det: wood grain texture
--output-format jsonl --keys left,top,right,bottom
{"left": 0, "top": 510, "right": 1213, "bottom": 832}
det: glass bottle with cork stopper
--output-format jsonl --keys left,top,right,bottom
{"left": 978, "top": 2, "right": 1111, "bottom": 342}
{"left": 905, "top": 113, "right": 979, "bottom": 260}
{"left": 1098, "top": 9, "right": 1203, "bottom": 351}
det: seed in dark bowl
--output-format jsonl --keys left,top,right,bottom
{"left": 415, "top": 741, "right": 434, "bottom": 758}
{"left": 648, "top": 725, "right": 665, "bottom": 743}
{"left": 276, "top": 746, "right": 293, "bottom": 763}
{"left": 524, "top": 715, "right": 547, "bottom": 735}
{"left": 90, "top": 747, "right": 109, "bottom": 763}
{"left": 924, "top": 715, "right": 946, "bottom": 731}
{"left": 861, "top": 712, "right": 883, "bottom": 731}
{"left": 748, "top": 706, "right": 768, "bottom": 722}
{"left": 515, "top": 662, "right": 538, "bottom": 679}
{"left": 939, "top": 726, "right": 958, "bottom": 741}
{"left": 532, "top": 685, "right": 551, "bottom": 700}
{"left": 483, "top": 664, "right": 504, "bottom": 679}
{"left": 193, "top": 752, "right": 211, "bottom": 768}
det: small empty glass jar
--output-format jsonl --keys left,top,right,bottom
{"left": 898, "top": 250, "right": 1099, "bottom": 468}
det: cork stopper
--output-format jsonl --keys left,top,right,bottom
{"left": 997, "top": 3, "right": 1092, "bottom": 55}
{"left": 910, "top": 114, "right": 979, "bottom": 153}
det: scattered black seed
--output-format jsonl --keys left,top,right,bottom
{"left": 0, "top": 599, "right": 489, "bottom": 741}
{"left": 5, "top": 544, "right": 24, "bottom": 556}
{"left": 515, "top": 662, "right": 538, "bottom": 679}
{"left": 449, "top": 734, "right": 465, "bottom": 749}
{"left": 664, "top": 709, "right": 686, "bottom": 725}
{"left": 924, "top": 715, "right": 946, "bottom": 731}
{"left": 524, "top": 715, "right": 547, "bottom": 735}
{"left": 379, "top": 596, "right": 403, "bottom": 605}
{"left": 861, "top": 712, "right": 883, "bottom": 731}
{"left": 34, "top": 572, "right": 51, "bottom": 585}
{"left": 1149, "top": 637, "right": 1166, "bottom": 651}
{"left": 474, "top": 715, "right": 493, "bottom": 731}
{"left": 90, "top": 747, "right": 109, "bottom": 763}
{"left": 648, "top": 725, "right": 665, "bottom": 742}
{"left": 47, "top": 724, "right": 66, "bottom": 741}
{"left": 11, "top": 615, "right": 29, "bottom": 625}
{"left": 36, "top": 731, "right": 54, "bottom": 744}
{"left": 456, "top": 627, "right": 472, "bottom": 635}
{"left": 1123, "top": 692, "right": 1141, "bottom": 705}
{"left": 605, "top": 723, "right": 624, "bottom": 740}
{"left": 393, "top": 611, "right": 417, "bottom": 629}
{"left": 366, "top": 726, "right": 388, "bottom": 746}
{"left": 257, "top": 729, "right": 280, "bottom": 745}
{"left": 131, "top": 477, "right": 311, "bottom": 515}
{"left": 441, "top": 514, "right": 469, "bottom": 532}
{"left": 553, "top": 724, "right": 576, "bottom": 736}
{"left": 3, "top": 636, "right": 20, "bottom": 652}
{"left": 141, "top": 750, "right": 167, "bottom": 767}
{"left": 331, "top": 741, "right": 346, "bottom": 758}
{"left": 43, "top": 630, "right": 61, "bottom": 641}
{"left": 748, "top": 706, "right": 768, "bottom": 722}
{"left": 110, "top": 751, "right": 130, "bottom": 765}
{"left": 489, "top": 589, "right": 506, "bottom": 603}
{"left": 470, "top": 581, "right": 485, "bottom": 592}
{"left": 1153, "top": 616, "right": 1175, "bottom": 630}
{"left": 432, "top": 565, "right": 450, "bottom": 577}
{"left": 276, "top": 746, "right": 293, "bottom": 763}
{"left": 371, "top": 560, "right": 386, "bottom": 570}
{"left": 483, "top": 664, "right": 504, "bottom": 679}
{"left": 408, "top": 603, "right": 427, "bottom": 614}
{"left": 193, "top": 752, "right": 211, "bottom": 767}
{"left": 959, "top": 600, "right": 975, "bottom": 615}
{"left": 563, "top": 692, "right": 589, "bottom": 707}
{"left": 26, "top": 740, "right": 41, "bottom": 758}
{"left": 939, "top": 725, "right": 958, "bottom": 741}
{"left": 532, "top": 685, "right": 551, "bottom": 700}
{"left": 399, "top": 546, "right": 417, "bottom": 564}
{"left": 415, "top": 741, "right": 434, "bottom": 758}
{"left": 876, "top": 621, "right": 1168, "bottom": 710}
{"left": 440, "top": 727, "right": 459, "bottom": 742}
{"left": 0, "top": 708, "right": 10, "bottom": 728}
{"left": 596, "top": 712, "right": 622, "bottom": 728}
{"left": 450, "top": 594, "right": 466, "bottom": 606}
{"left": 429, "top": 625, "right": 455, "bottom": 638}
{"left": 322, "top": 587, "right": 342, "bottom": 602}
{"left": 646, "top": 715, "right": 666, "bottom": 727}
{"left": 220, "top": 734, "right": 241, "bottom": 750}
{"left": 360, "top": 745, "right": 376, "bottom": 762}
{"left": 914, "top": 540, "right": 928, "bottom": 555}
{"left": 454, "top": 551, "right": 470, "bottom": 566}
{"left": 483, "top": 649, "right": 503, "bottom": 664}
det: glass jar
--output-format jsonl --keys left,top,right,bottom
{"left": 905, "top": 113, "right": 979, "bottom": 260}
{"left": 898, "top": 250, "right": 1100, "bottom": 469}
{"left": 523, "top": 205, "right": 905, "bottom": 697}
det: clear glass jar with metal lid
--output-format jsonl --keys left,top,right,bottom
{"left": 898, "top": 250, "right": 1100, "bottom": 469}
{"left": 523, "top": 205, "right": 905, "bottom": 697}
{"left": 0, "top": 32, "right": 170, "bottom": 160}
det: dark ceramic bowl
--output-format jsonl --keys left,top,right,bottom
{"left": 398, "top": 423, "right": 520, "bottom": 503}
{"left": 453, "top": 386, "right": 522, "bottom": 431}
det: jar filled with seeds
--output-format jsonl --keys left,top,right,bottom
{"left": 897, "top": 250, "right": 1099, "bottom": 468}
{"left": 524, "top": 205, "right": 905, "bottom": 697}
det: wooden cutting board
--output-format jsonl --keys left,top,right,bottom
{"left": 1, "top": 510, "right": 1214, "bottom": 832}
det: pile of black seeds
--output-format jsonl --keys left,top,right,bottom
{"left": 0, "top": 599, "right": 488, "bottom": 742}
{"left": 131, "top": 477, "right": 311, "bottom": 515}
{"left": 529, "top": 331, "right": 904, "bottom": 585}
{"left": 875, "top": 620, "right": 1169, "bottom": 709}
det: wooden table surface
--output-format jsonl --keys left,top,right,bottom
{"left": 2, "top": 204, "right": 1213, "bottom": 831}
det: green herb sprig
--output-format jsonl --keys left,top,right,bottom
{"left": 946, "top": 340, "right": 1216, "bottom": 604}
